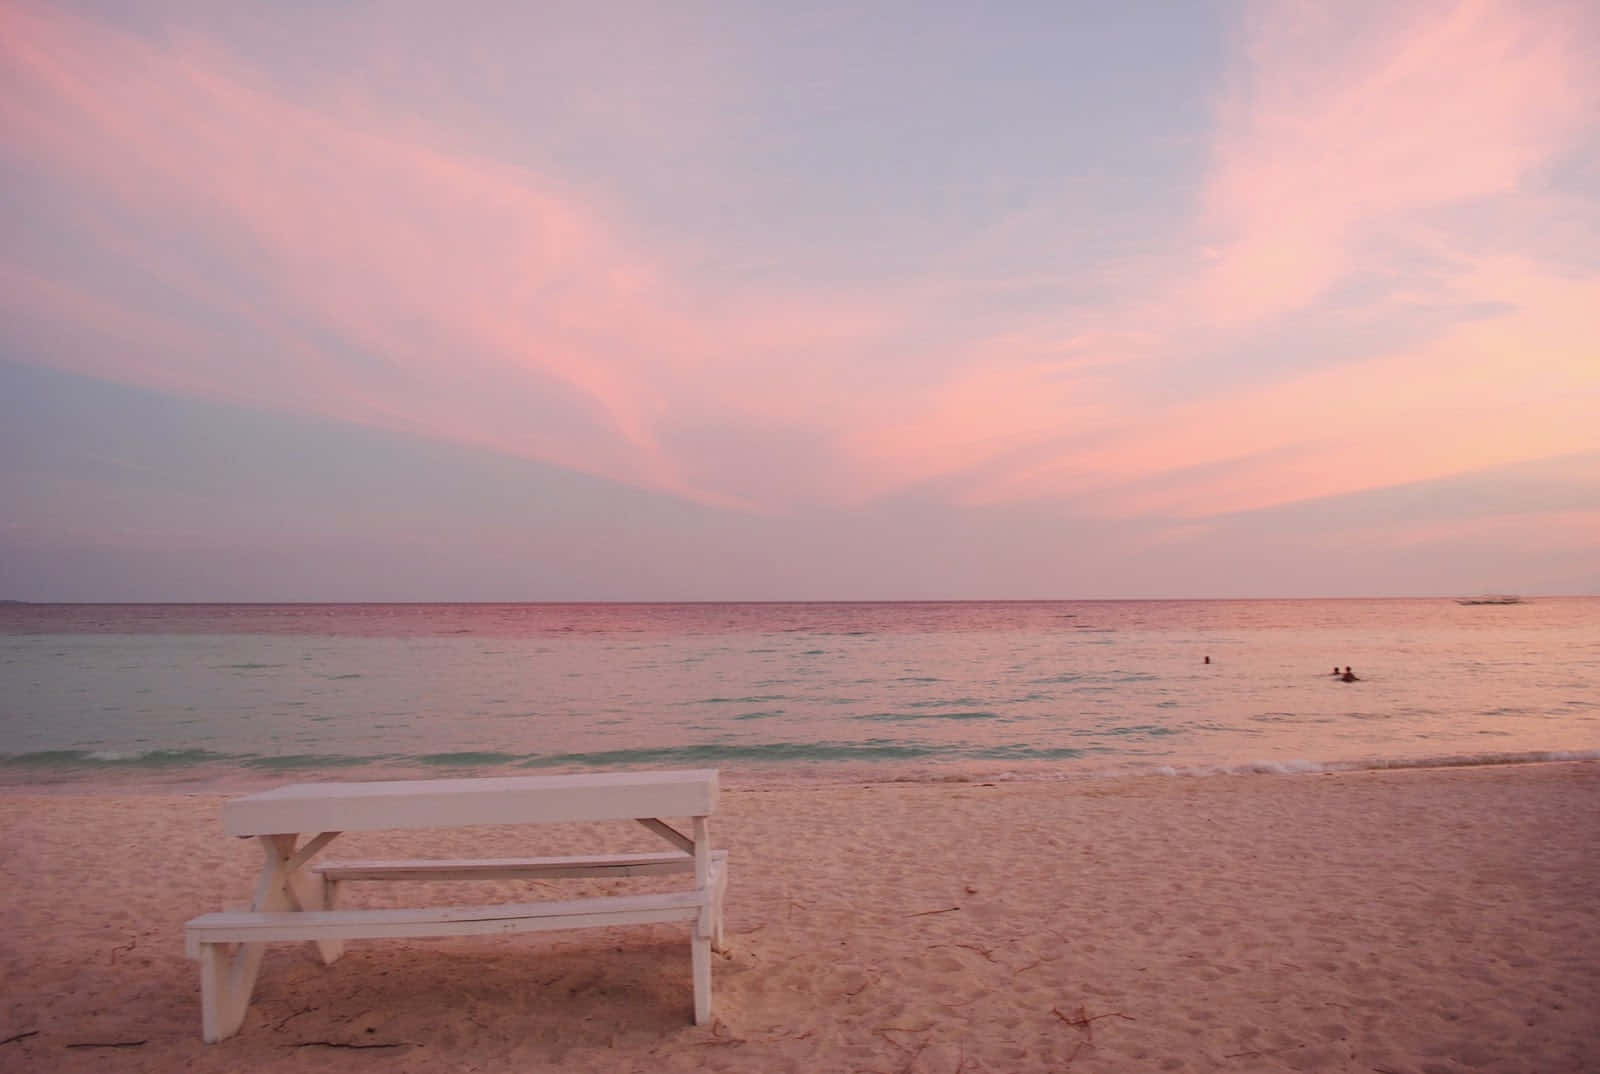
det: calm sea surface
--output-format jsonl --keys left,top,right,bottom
{"left": 1, "top": 599, "right": 1595, "bottom": 787}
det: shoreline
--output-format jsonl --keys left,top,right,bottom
{"left": 2, "top": 746, "right": 1597, "bottom": 797}
{"left": 4, "top": 760, "right": 1597, "bottom": 1072}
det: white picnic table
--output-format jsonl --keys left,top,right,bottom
{"left": 185, "top": 769, "right": 727, "bottom": 1041}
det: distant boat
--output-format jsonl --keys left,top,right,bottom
{"left": 1455, "top": 594, "right": 1525, "bottom": 605}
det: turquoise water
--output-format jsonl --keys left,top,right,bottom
{"left": 1, "top": 599, "right": 1596, "bottom": 785}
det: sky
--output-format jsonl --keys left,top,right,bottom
{"left": 2, "top": 0, "right": 1597, "bottom": 601}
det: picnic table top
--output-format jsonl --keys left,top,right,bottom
{"left": 223, "top": 768, "right": 720, "bottom": 836}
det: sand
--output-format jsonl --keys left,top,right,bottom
{"left": 1, "top": 762, "right": 1596, "bottom": 1073}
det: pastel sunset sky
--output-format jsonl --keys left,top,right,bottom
{"left": 4, "top": 0, "right": 1597, "bottom": 600}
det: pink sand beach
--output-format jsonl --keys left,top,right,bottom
{"left": 3, "top": 762, "right": 1596, "bottom": 1073}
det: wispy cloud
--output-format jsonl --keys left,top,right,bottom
{"left": 2, "top": 4, "right": 884, "bottom": 510}
{"left": 1189, "top": 0, "right": 1594, "bottom": 325}
{"left": 2, "top": 0, "right": 1596, "bottom": 537}
{"left": 947, "top": 0, "right": 1600, "bottom": 514}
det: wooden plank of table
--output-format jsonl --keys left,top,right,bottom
{"left": 314, "top": 850, "right": 723, "bottom": 882}
{"left": 222, "top": 769, "right": 719, "bottom": 836}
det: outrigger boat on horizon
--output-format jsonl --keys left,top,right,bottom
{"left": 1455, "top": 594, "right": 1526, "bottom": 605}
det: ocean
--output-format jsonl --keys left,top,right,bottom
{"left": 1, "top": 599, "right": 1595, "bottom": 788}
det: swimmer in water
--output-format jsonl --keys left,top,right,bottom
{"left": 1340, "top": 666, "right": 1359, "bottom": 682}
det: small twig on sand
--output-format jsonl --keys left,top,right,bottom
{"left": 1052, "top": 1006, "right": 1134, "bottom": 1043}
{"left": 66, "top": 1041, "right": 147, "bottom": 1049}
{"left": 935, "top": 992, "right": 988, "bottom": 1010}
{"left": 907, "top": 906, "right": 960, "bottom": 917}
{"left": 2, "top": 1032, "right": 40, "bottom": 1046}
{"left": 931, "top": 943, "right": 997, "bottom": 962}
{"left": 876, "top": 1025, "right": 933, "bottom": 1051}
{"left": 292, "top": 1041, "right": 409, "bottom": 1050}
{"left": 274, "top": 1007, "right": 317, "bottom": 1031}
{"left": 695, "top": 1028, "right": 813, "bottom": 1047}
{"left": 1223, "top": 1045, "right": 1304, "bottom": 1059}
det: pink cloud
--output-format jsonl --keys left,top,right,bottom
{"left": 946, "top": 0, "right": 1600, "bottom": 516}
{"left": 3, "top": 7, "right": 673, "bottom": 475}
{"left": 1360, "top": 508, "right": 1600, "bottom": 552}
{"left": 1187, "top": 0, "right": 1595, "bottom": 329}
{"left": 2, "top": 0, "right": 1596, "bottom": 532}
{"left": 1, "top": 4, "right": 903, "bottom": 511}
{"left": 973, "top": 256, "right": 1600, "bottom": 519}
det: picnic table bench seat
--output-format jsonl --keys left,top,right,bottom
{"left": 187, "top": 885, "right": 703, "bottom": 938}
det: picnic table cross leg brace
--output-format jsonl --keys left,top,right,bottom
{"left": 199, "top": 831, "right": 342, "bottom": 1042}
{"left": 638, "top": 815, "right": 719, "bottom": 1023}
{"left": 634, "top": 817, "right": 720, "bottom": 940}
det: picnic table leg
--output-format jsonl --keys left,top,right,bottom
{"left": 197, "top": 942, "right": 234, "bottom": 1043}
{"left": 198, "top": 835, "right": 295, "bottom": 1040}
{"left": 318, "top": 871, "right": 345, "bottom": 963}
{"left": 712, "top": 853, "right": 729, "bottom": 952}
{"left": 265, "top": 832, "right": 345, "bottom": 964}
{"left": 691, "top": 928, "right": 711, "bottom": 1025}
{"left": 284, "top": 849, "right": 345, "bottom": 964}
{"left": 198, "top": 833, "right": 343, "bottom": 1041}
{"left": 691, "top": 815, "right": 714, "bottom": 1023}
